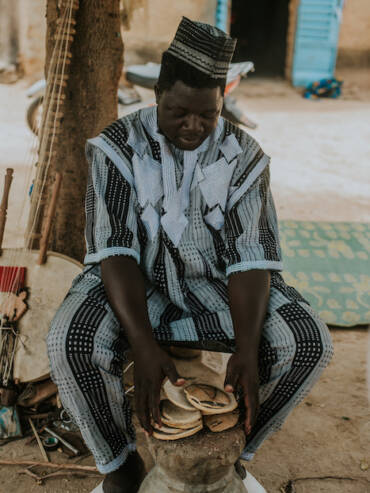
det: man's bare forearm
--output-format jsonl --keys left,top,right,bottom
{"left": 228, "top": 269, "right": 271, "bottom": 358}
{"left": 101, "top": 256, "right": 157, "bottom": 354}
{"left": 226, "top": 269, "right": 270, "bottom": 433}
{"left": 101, "top": 255, "right": 184, "bottom": 433}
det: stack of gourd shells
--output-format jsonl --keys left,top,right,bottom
{"left": 153, "top": 379, "right": 240, "bottom": 440}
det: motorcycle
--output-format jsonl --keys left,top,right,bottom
{"left": 26, "top": 61, "right": 257, "bottom": 135}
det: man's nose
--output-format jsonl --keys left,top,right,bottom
{"left": 183, "top": 114, "right": 202, "bottom": 133}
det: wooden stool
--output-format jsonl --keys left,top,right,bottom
{"left": 139, "top": 425, "right": 247, "bottom": 493}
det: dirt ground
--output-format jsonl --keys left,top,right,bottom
{"left": 0, "top": 71, "right": 369, "bottom": 492}
{"left": 0, "top": 329, "right": 368, "bottom": 493}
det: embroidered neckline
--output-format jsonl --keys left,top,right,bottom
{"left": 126, "top": 107, "right": 245, "bottom": 246}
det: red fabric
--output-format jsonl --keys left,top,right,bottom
{"left": 0, "top": 266, "right": 26, "bottom": 293}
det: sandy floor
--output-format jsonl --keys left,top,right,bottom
{"left": 0, "top": 74, "right": 369, "bottom": 492}
{"left": 237, "top": 79, "right": 370, "bottom": 224}
{"left": 0, "top": 330, "right": 368, "bottom": 493}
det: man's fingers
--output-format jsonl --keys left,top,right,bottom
{"left": 150, "top": 385, "right": 162, "bottom": 427}
{"left": 245, "top": 399, "right": 252, "bottom": 435}
{"left": 244, "top": 392, "right": 259, "bottom": 435}
{"left": 163, "top": 362, "right": 185, "bottom": 386}
{"left": 136, "top": 386, "right": 152, "bottom": 434}
{"left": 224, "top": 365, "right": 239, "bottom": 393}
{"left": 136, "top": 395, "right": 146, "bottom": 430}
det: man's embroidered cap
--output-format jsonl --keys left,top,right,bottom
{"left": 166, "top": 17, "right": 236, "bottom": 80}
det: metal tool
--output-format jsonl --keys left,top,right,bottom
{"left": 43, "top": 436, "right": 59, "bottom": 451}
{"left": 44, "top": 426, "right": 79, "bottom": 455}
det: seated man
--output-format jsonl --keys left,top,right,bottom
{"left": 47, "top": 17, "right": 333, "bottom": 493}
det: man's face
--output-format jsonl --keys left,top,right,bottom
{"left": 155, "top": 80, "right": 223, "bottom": 151}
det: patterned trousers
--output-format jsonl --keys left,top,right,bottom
{"left": 47, "top": 266, "right": 333, "bottom": 474}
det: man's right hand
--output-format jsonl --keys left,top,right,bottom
{"left": 133, "top": 344, "right": 185, "bottom": 434}
{"left": 100, "top": 257, "right": 184, "bottom": 433}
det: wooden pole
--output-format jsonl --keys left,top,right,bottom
{"left": 28, "top": 418, "right": 50, "bottom": 463}
{"left": 0, "top": 459, "right": 98, "bottom": 472}
{"left": 0, "top": 168, "right": 14, "bottom": 255}
{"left": 37, "top": 172, "right": 62, "bottom": 265}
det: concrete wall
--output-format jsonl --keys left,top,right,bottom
{"left": 127, "top": 0, "right": 370, "bottom": 70}
{"left": 123, "top": 0, "right": 217, "bottom": 65}
{"left": 285, "top": 0, "right": 300, "bottom": 80}
{"left": 0, "top": 0, "right": 20, "bottom": 76}
{"left": 1, "top": 0, "right": 369, "bottom": 80}
{"left": 0, "top": 0, "right": 216, "bottom": 75}
{"left": 0, "top": 0, "right": 46, "bottom": 79}
{"left": 18, "top": 0, "right": 46, "bottom": 77}
{"left": 337, "top": 0, "right": 370, "bottom": 67}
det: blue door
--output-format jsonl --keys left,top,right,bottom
{"left": 292, "top": 0, "right": 344, "bottom": 86}
{"left": 216, "top": 0, "right": 229, "bottom": 32}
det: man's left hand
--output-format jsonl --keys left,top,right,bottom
{"left": 224, "top": 352, "right": 260, "bottom": 435}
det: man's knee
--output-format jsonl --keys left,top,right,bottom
{"left": 312, "top": 314, "right": 334, "bottom": 369}
{"left": 278, "top": 301, "right": 333, "bottom": 370}
{"left": 47, "top": 292, "right": 122, "bottom": 381}
{"left": 47, "top": 293, "right": 96, "bottom": 377}
{"left": 47, "top": 304, "right": 73, "bottom": 378}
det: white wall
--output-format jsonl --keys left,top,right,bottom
{"left": 337, "top": 0, "right": 370, "bottom": 67}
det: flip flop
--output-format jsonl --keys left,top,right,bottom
{"left": 90, "top": 481, "right": 104, "bottom": 493}
{"left": 243, "top": 471, "right": 267, "bottom": 493}
{"left": 152, "top": 421, "right": 203, "bottom": 440}
{"left": 161, "top": 399, "right": 202, "bottom": 429}
{"left": 184, "top": 383, "right": 238, "bottom": 415}
{"left": 204, "top": 409, "right": 239, "bottom": 432}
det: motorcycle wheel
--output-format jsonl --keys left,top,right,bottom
{"left": 26, "top": 95, "right": 43, "bottom": 136}
{"left": 28, "top": 93, "right": 134, "bottom": 136}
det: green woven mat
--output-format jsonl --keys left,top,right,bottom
{"left": 280, "top": 221, "right": 370, "bottom": 327}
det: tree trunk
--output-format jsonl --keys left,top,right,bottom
{"left": 27, "top": 0, "right": 123, "bottom": 262}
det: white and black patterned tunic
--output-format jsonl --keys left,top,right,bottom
{"left": 84, "top": 106, "right": 282, "bottom": 343}
{"left": 47, "top": 106, "right": 333, "bottom": 474}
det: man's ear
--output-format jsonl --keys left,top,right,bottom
{"left": 154, "top": 84, "right": 161, "bottom": 105}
